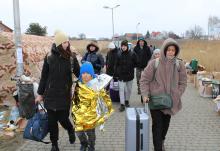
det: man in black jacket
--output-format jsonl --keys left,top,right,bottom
{"left": 115, "top": 40, "right": 138, "bottom": 111}
{"left": 133, "top": 38, "right": 152, "bottom": 95}
{"left": 35, "top": 31, "right": 80, "bottom": 151}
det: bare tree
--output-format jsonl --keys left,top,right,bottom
{"left": 185, "top": 25, "right": 204, "bottom": 39}
{"left": 78, "top": 33, "right": 86, "bottom": 40}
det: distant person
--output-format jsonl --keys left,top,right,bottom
{"left": 133, "top": 38, "right": 152, "bottom": 95}
{"left": 35, "top": 31, "right": 80, "bottom": 151}
{"left": 114, "top": 40, "right": 138, "bottom": 111}
{"left": 140, "top": 38, "right": 187, "bottom": 151}
{"left": 106, "top": 42, "right": 118, "bottom": 77}
{"left": 151, "top": 48, "right": 160, "bottom": 60}
{"left": 106, "top": 42, "right": 120, "bottom": 102}
{"left": 81, "top": 41, "right": 104, "bottom": 75}
{"left": 149, "top": 44, "right": 156, "bottom": 54}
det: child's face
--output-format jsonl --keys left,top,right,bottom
{"left": 154, "top": 53, "right": 160, "bottom": 59}
{"left": 166, "top": 45, "right": 176, "bottom": 57}
{"left": 82, "top": 72, "right": 93, "bottom": 83}
{"left": 89, "top": 46, "right": 96, "bottom": 51}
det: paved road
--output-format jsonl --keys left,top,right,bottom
{"left": 16, "top": 80, "right": 220, "bottom": 151}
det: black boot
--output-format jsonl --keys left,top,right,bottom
{"left": 125, "top": 100, "right": 130, "bottom": 107}
{"left": 88, "top": 146, "right": 95, "bottom": 151}
{"left": 119, "top": 104, "right": 125, "bottom": 112}
{"left": 51, "top": 144, "right": 59, "bottom": 151}
{"left": 88, "top": 141, "right": 95, "bottom": 151}
{"left": 68, "top": 129, "right": 76, "bottom": 144}
{"left": 80, "top": 142, "right": 88, "bottom": 151}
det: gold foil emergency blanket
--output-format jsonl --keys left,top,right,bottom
{"left": 72, "top": 83, "right": 114, "bottom": 131}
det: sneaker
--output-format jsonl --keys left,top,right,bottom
{"left": 68, "top": 129, "right": 76, "bottom": 144}
{"left": 125, "top": 100, "right": 130, "bottom": 107}
{"left": 119, "top": 104, "right": 125, "bottom": 112}
{"left": 51, "top": 145, "right": 59, "bottom": 151}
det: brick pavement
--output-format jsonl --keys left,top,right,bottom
{"left": 16, "top": 82, "right": 220, "bottom": 151}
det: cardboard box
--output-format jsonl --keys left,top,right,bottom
{"left": 212, "top": 72, "right": 220, "bottom": 80}
{"left": 198, "top": 79, "right": 212, "bottom": 98}
{"left": 195, "top": 71, "right": 213, "bottom": 90}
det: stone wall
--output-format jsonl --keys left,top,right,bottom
{"left": 0, "top": 32, "right": 53, "bottom": 103}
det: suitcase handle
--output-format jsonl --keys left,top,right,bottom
{"left": 144, "top": 103, "right": 149, "bottom": 113}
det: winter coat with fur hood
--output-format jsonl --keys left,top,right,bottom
{"left": 81, "top": 43, "right": 104, "bottom": 74}
{"left": 140, "top": 38, "right": 187, "bottom": 115}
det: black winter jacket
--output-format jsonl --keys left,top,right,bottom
{"left": 37, "top": 44, "right": 80, "bottom": 111}
{"left": 115, "top": 49, "right": 138, "bottom": 82}
{"left": 133, "top": 40, "right": 152, "bottom": 69}
{"left": 106, "top": 48, "right": 118, "bottom": 76}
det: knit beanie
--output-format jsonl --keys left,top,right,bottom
{"left": 108, "top": 42, "right": 116, "bottom": 49}
{"left": 54, "top": 31, "right": 69, "bottom": 47}
{"left": 121, "top": 40, "right": 128, "bottom": 47}
{"left": 138, "top": 37, "right": 145, "bottom": 41}
{"left": 79, "top": 62, "right": 96, "bottom": 82}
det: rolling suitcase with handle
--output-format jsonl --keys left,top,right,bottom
{"left": 125, "top": 104, "right": 149, "bottom": 151}
{"left": 109, "top": 79, "right": 120, "bottom": 102}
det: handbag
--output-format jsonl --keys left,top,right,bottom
{"left": 149, "top": 94, "right": 173, "bottom": 110}
{"left": 23, "top": 103, "right": 49, "bottom": 144}
{"left": 18, "top": 83, "right": 36, "bottom": 119}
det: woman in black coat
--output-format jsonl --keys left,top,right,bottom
{"left": 35, "top": 31, "right": 80, "bottom": 151}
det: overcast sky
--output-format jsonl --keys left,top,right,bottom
{"left": 1, "top": 0, "right": 220, "bottom": 39}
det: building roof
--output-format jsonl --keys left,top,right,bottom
{"left": 124, "top": 33, "right": 144, "bottom": 38}
{"left": 0, "top": 21, "right": 13, "bottom": 32}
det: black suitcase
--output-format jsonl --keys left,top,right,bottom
{"left": 109, "top": 89, "right": 120, "bottom": 102}
{"left": 109, "top": 79, "right": 120, "bottom": 102}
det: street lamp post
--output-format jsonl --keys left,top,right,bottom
{"left": 103, "top": 5, "right": 120, "bottom": 40}
{"left": 13, "top": 0, "right": 23, "bottom": 77}
{"left": 136, "top": 22, "right": 140, "bottom": 41}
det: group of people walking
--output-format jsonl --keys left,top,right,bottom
{"left": 35, "top": 30, "right": 187, "bottom": 151}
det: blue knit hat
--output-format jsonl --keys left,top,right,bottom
{"left": 79, "top": 62, "right": 96, "bottom": 82}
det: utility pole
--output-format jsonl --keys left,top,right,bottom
{"left": 13, "top": 0, "right": 23, "bottom": 77}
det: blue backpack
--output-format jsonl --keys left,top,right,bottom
{"left": 23, "top": 104, "right": 49, "bottom": 144}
